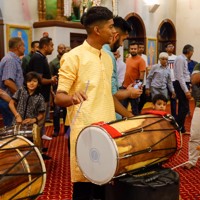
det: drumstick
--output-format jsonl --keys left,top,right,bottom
{"left": 65, "top": 80, "right": 90, "bottom": 137}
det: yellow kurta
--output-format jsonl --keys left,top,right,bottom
{"left": 58, "top": 41, "right": 116, "bottom": 182}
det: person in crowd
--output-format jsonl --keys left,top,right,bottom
{"left": 55, "top": 6, "right": 116, "bottom": 200}
{"left": 9, "top": 72, "right": 45, "bottom": 126}
{"left": 146, "top": 52, "right": 176, "bottom": 100}
{"left": 188, "top": 58, "right": 198, "bottom": 76}
{"left": 152, "top": 93, "right": 168, "bottom": 111}
{"left": 184, "top": 63, "right": 200, "bottom": 169}
{"left": 187, "top": 55, "right": 198, "bottom": 116}
{"left": 27, "top": 37, "right": 57, "bottom": 142}
{"left": 21, "top": 40, "right": 39, "bottom": 76}
{"left": 8, "top": 72, "right": 49, "bottom": 159}
{"left": 174, "top": 44, "right": 193, "bottom": 134}
{"left": 49, "top": 44, "right": 71, "bottom": 137}
{"left": 0, "top": 37, "right": 25, "bottom": 127}
{"left": 114, "top": 50, "right": 126, "bottom": 87}
{"left": 103, "top": 16, "right": 142, "bottom": 119}
{"left": 137, "top": 41, "right": 148, "bottom": 113}
{"left": 122, "top": 41, "right": 146, "bottom": 115}
{"left": 43, "top": 32, "right": 49, "bottom": 37}
{"left": 164, "top": 42, "right": 177, "bottom": 118}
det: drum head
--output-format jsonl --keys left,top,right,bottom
{"left": 76, "top": 126, "right": 118, "bottom": 185}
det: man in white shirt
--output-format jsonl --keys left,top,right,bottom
{"left": 174, "top": 44, "right": 193, "bottom": 134}
{"left": 165, "top": 42, "right": 177, "bottom": 118}
{"left": 138, "top": 42, "right": 148, "bottom": 113}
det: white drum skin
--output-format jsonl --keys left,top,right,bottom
{"left": 76, "top": 126, "right": 119, "bottom": 185}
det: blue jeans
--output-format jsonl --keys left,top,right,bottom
{"left": 0, "top": 99, "right": 13, "bottom": 127}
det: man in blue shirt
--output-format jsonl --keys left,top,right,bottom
{"left": 0, "top": 37, "right": 25, "bottom": 126}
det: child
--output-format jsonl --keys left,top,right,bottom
{"left": 9, "top": 72, "right": 51, "bottom": 160}
{"left": 146, "top": 52, "right": 176, "bottom": 100}
{"left": 152, "top": 93, "right": 168, "bottom": 111}
{"left": 9, "top": 72, "right": 45, "bottom": 125}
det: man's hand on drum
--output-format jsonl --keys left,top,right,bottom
{"left": 22, "top": 118, "right": 37, "bottom": 125}
{"left": 71, "top": 91, "right": 88, "bottom": 105}
{"left": 127, "top": 83, "right": 142, "bottom": 99}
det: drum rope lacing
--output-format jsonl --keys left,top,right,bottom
{"left": 122, "top": 117, "right": 177, "bottom": 136}
{"left": 0, "top": 137, "right": 45, "bottom": 199}
{"left": 9, "top": 176, "right": 44, "bottom": 200}
{"left": 121, "top": 131, "right": 177, "bottom": 159}
{"left": 116, "top": 150, "right": 178, "bottom": 179}
{"left": 0, "top": 146, "right": 45, "bottom": 178}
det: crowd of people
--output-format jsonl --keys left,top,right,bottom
{"left": 0, "top": 5, "right": 200, "bottom": 200}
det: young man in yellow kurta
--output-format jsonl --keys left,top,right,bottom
{"left": 55, "top": 6, "right": 116, "bottom": 200}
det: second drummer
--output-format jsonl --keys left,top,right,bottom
{"left": 9, "top": 71, "right": 45, "bottom": 125}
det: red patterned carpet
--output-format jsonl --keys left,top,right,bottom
{"left": 37, "top": 125, "right": 72, "bottom": 200}
{"left": 36, "top": 100, "right": 200, "bottom": 200}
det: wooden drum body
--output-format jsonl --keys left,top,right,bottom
{"left": 0, "top": 135, "right": 46, "bottom": 199}
{"left": 0, "top": 124, "right": 42, "bottom": 149}
{"left": 76, "top": 113, "right": 181, "bottom": 185}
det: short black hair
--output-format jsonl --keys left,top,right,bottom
{"left": 182, "top": 44, "right": 194, "bottom": 54}
{"left": 31, "top": 40, "right": 39, "bottom": 48}
{"left": 129, "top": 41, "right": 138, "bottom": 47}
{"left": 165, "top": 42, "right": 174, "bottom": 48}
{"left": 113, "top": 16, "right": 131, "bottom": 33}
{"left": 39, "top": 37, "right": 52, "bottom": 49}
{"left": 81, "top": 6, "right": 113, "bottom": 31}
{"left": 152, "top": 94, "right": 168, "bottom": 105}
{"left": 138, "top": 41, "right": 144, "bottom": 46}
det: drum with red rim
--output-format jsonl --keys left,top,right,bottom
{"left": 76, "top": 112, "right": 181, "bottom": 185}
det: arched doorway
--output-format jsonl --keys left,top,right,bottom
{"left": 157, "top": 19, "right": 176, "bottom": 56}
{"left": 124, "top": 13, "right": 146, "bottom": 58}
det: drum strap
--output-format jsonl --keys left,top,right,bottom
{"left": 144, "top": 110, "right": 167, "bottom": 116}
{"left": 92, "top": 122, "right": 122, "bottom": 138}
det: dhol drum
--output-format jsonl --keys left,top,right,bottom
{"left": 76, "top": 111, "right": 181, "bottom": 185}
{"left": 0, "top": 124, "right": 42, "bottom": 149}
{"left": 0, "top": 135, "right": 46, "bottom": 199}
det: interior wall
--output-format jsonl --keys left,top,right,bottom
{"left": 34, "top": 26, "right": 86, "bottom": 61}
{"left": 176, "top": 0, "right": 199, "bottom": 61}
{"left": 1, "top": 0, "right": 199, "bottom": 62}
{"left": 118, "top": 0, "right": 176, "bottom": 39}
{"left": 1, "top": 0, "right": 38, "bottom": 54}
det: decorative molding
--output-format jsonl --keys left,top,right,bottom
{"left": 33, "top": 20, "right": 84, "bottom": 29}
